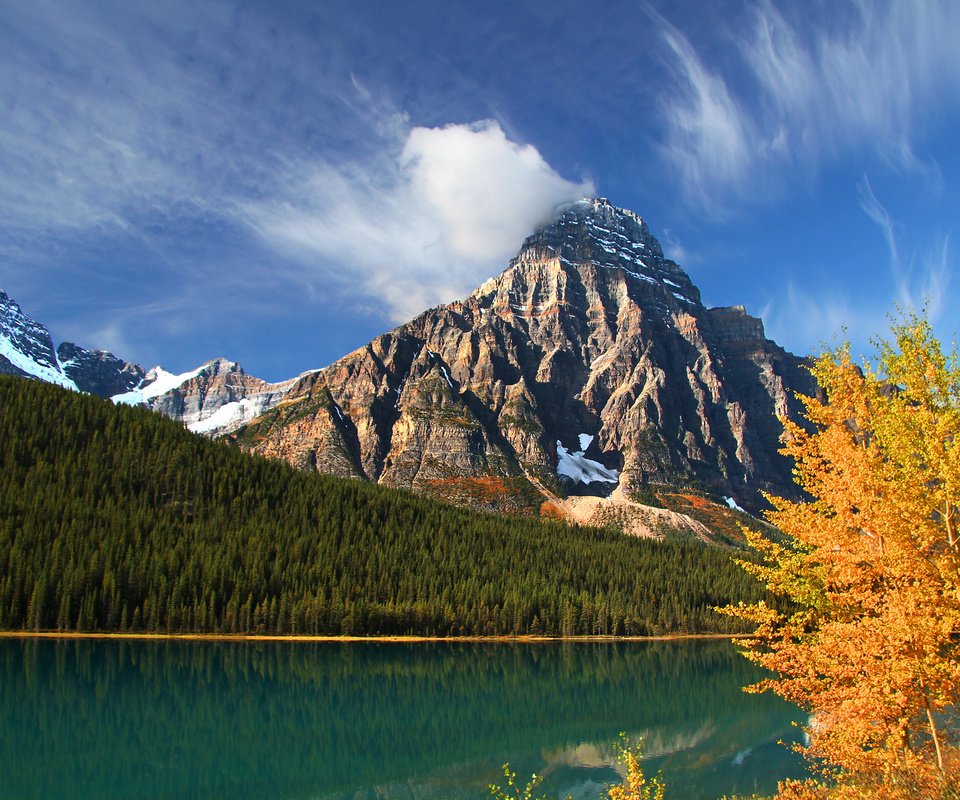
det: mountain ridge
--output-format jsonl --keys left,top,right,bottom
{"left": 233, "top": 198, "right": 817, "bottom": 522}
{"left": 0, "top": 292, "right": 296, "bottom": 435}
{"left": 1, "top": 198, "right": 816, "bottom": 532}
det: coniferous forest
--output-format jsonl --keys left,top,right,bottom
{"left": 0, "top": 375, "right": 777, "bottom": 636}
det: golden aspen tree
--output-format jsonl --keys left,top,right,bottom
{"left": 726, "top": 314, "right": 960, "bottom": 800}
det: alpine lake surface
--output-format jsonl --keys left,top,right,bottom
{"left": 0, "top": 638, "right": 809, "bottom": 800}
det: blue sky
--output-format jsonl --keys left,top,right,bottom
{"left": 1, "top": 0, "right": 958, "bottom": 381}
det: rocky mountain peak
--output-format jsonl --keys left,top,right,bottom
{"left": 0, "top": 291, "right": 56, "bottom": 368}
{"left": 57, "top": 341, "right": 145, "bottom": 397}
{"left": 113, "top": 356, "right": 300, "bottom": 437}
{"left": 236, "top": 198, "right": 817, "bottom": 529}
{"left": 535, "top": 197, "right": 664, "bottom": 259}
{"left": 705, "top": 305, "right": 766, "bottom": 345}
{"left": 0, "top": 290, "right": 77, "bottom": 389}
{"left": 473, "top": 197, "right": 700, "bottom": 317}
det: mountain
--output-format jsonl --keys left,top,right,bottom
{"left": 113, "top": 358, "right": 300, "bottom": 436}
{"left": 57, "top": 341, "right": 146, "bottom": 396}
{"left": 2, "top": 198, "right": 816, "bottom": 534}
{"left": 0, "top": 291, "right": 147, "bottom": 395}
{"left": 234, "top": 198, "right": 817, "bottom": 522}
{"left": 0, "top": 291, "right": 295, "bottom": 434}
{"left": 0, "top": 291, "right": 79, "bottom": 390}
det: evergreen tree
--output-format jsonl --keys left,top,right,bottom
{"left": 0, "top": 375, "right": 780, "bottom": 638}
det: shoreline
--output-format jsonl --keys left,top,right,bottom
{"left": 0, "top": 630, "right": 751, "bottom": 643}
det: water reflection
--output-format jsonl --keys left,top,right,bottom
{"left": 0, "top": 639, "right": 807, "bottom": 799}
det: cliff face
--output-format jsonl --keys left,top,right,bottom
{"left": 236, "top": 199, "right": 815, "bottom": 514}
{"left": 0, "top": 291, "right": 78, "bottom": 389}
{"left": 57, "top": 342, "right": 145, "bottom": 397}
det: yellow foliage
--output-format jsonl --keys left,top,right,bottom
{"left": 605, "top": 736, "right": 666, "bottom": 800}
{"left": 489, "top": 737, "right": 665, "bottom": 800}
{"left": 724, "top": 314, "right": 960, "bottom": 800}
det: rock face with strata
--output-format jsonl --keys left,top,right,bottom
{"left": 236, "top": 199, "right": 816, "bottom": 514}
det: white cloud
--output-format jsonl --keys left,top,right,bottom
{"left": 653, "top": 1, "right": 960, "bottom": 208}
{"left": 0, "top": 3, "right": 594, "bottom": 354}
{"left": 401, "top": 123, "right": 592, "bottom": 263}
{"left": 243, "top": 120, "right": 593, "bottom": 322}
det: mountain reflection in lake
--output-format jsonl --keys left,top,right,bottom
{"left": 0, "top": 639, "right": 808, "bottom": 799}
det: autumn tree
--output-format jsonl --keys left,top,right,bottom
{"left": 727, "top": 314, "right": 960, "bottom": 799}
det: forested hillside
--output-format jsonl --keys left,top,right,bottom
{"left": 0, "top": 376, "right": 776, "bottom": 636}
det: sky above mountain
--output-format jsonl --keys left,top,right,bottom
{"left": 2, "top": 0, "right": 958, "bottom": 381}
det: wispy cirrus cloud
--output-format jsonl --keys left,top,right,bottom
{"left": 0, "top": 1, "right": 591, "bottom": 331}
{"left": 651, "top": 8, "right": 756, "bottom": 210}
{"left": 758, "top": 177, "right": 953, "bottom": 360}
{"left": 0, "top": 0, "right": 411, "bottom": 247}
{"left": 858, "top": 178, "right": 951, "bottom": 322}
{"left": 653, "top": 0, "right": 960, "bottom": 210}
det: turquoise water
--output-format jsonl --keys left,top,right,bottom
{"left": 0, "top": 639, "right": 808, "bottom": 799}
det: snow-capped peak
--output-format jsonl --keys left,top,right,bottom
{"left": 0, "top": 291, "right": 78, "bottom": 391}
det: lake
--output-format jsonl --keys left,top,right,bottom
{"left": 0, "top": 638, "right": 808, "bottom": 799}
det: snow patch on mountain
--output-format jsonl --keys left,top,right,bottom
{"left": 187, "top": 400, "right": 249, "bottom": 434}
{"left": 186, "top": 391, "right": 292, "bottom": 436}
{"left": 556, "top": 437, "right": 619, "bottom": 485}
{"left": 724, "top": 496, "right": 745, "bottom": 512}
{"left": 0, "top": 332, "right": 78, "bottom": 390}
{"left": 112, "top": 365, "right": 205, "bottom": 405}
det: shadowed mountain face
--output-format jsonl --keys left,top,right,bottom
{"left": 0, "top": 291, "right": 143, "bottom": 396}
{"left": 236, "top": 199, "right": 816, "bottom": 515}
{"left": 57, "top": 341, "right": 145, "bottom": 397}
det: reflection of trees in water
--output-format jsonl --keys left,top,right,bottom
{"left": 1, "top": 639, "right": 805, "bottom": 800}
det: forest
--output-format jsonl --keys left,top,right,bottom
{"left": 0, "top": 375, "right": 776, "bottom": 637}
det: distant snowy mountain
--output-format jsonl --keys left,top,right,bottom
{"left": 0, "top": 290, "right": 295, "bottom": 435}
{"left": 0, "top": 290, "right": 147, "bottom": 396}
{"left": 114, "top": 358, "right": 300, "bottom": 437}
{"left": 0, "top": 291, "right": 79, "bottom": 390}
